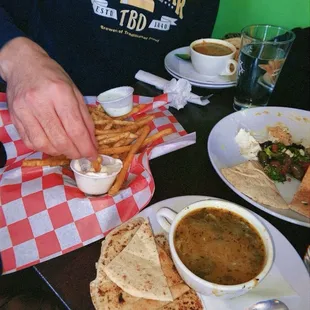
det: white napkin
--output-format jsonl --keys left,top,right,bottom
{"left": 135, "top": 70, "right": 210, "bottom": 110}
{"left": 200, "top": 265, "right": 299, "bottom": 310}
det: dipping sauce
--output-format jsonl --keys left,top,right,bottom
{"left": 193, "top": 42, "right": 232, "bottom": 56}
{"left": 73, "top": 158, "right": 122, "bottom": 177}
{"left": 174, "top": 208, "right": 265, "bottom": 285}
{"left": 97, "top": 86, "right": 134, "bottom": 117}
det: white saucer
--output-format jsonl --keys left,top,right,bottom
{"left": 165, "top": 66, "right": 237, "bottom": 89}
{"left": 164, "top": 47, "right": 237, "bottom": 88}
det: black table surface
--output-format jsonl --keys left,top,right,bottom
{"left": 32, "top": 77, "right": 309, "bottom": 309}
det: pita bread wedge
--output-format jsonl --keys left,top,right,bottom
{"left": 221, "top": 160, "right": 288, "bottom": 209}
{"left": 155, "top": 233, "right": 171, "bottom": 257}
{"left": 160, "top": 289, "right": 203, "bottom": 310}
{"left": 104, "top": 220, "right": 173, "bottom": 301}
{"left": 290, "top": 167, "right": 310, "bottom": 218}
{"left": 90, "top": 232, "right": 193, "bottom": 309}
{"left": 101, "top": 217, "right": 146, "bottom": 265}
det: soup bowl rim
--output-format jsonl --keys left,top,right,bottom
{"left": 167, "top": 198, "right": 274, "bottom": 292}
{"left": 190, "top": 38, "right": 236, "bottom": 58}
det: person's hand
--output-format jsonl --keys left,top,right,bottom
{"left": 0, "top": 37, "right": 97, "bottom": 159}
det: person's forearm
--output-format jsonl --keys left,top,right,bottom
{"left": 0, "top": 37, "right": 48, "bottom": 82}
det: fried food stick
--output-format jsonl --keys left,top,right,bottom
{"left": 108, "top": 125, "right": 150, "bottom": 195}
{"left": 91, "top": 156, "right": 103, "bottom": 172}
{"left": 97, "top": 128, "right": 173, "bottom": 154}
{"left": 22, "top": 156, "right": 70, "bottom": 167}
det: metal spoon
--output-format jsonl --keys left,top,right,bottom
{"left": 248, "top": 299, "right": 289, "bottom": 310}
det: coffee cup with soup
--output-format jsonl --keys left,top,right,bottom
{"left": 156, "top": 199, "right": 274, "bottom": 299}
{"left": 190, "top": 39, "right": 237, "bottom": 77}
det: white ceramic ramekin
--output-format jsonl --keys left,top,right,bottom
{"left": 70, "top": 155, "right": 123, "bottom": 195}
{"left": 97, "top": 86, "right": 134, "bottom": 117}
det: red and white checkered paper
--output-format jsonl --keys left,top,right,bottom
{"left": 0, "top": 93, "right": 195, "bottom": 274}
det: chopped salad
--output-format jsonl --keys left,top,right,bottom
{"left": 258, "top": 142, "right": 310, "bottom": 182}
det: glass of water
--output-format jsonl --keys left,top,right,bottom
{"left": 233, "top": 24, "right": 296, "bottom": 111}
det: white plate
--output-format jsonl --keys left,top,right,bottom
{"left": 137, "top": 195, "right": 310, "bottom": 310}
{"left": 207, "top": 107, "right": 310, "bottom": 227}
{"left": 164, "top": 47, "right": 237, "bottom": 87}
{"left": 165, "top": 66, "right": 236, "bottom": 89}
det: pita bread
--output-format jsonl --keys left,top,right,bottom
{"left": 90, "top": 231, "right": 199, "bottom": 309}
{"left": 225, "top": 37, "right": 241, "bottom": 61}
{"left": 104, "top": 220, "right": 173, "bottom": 301}
{"left": 290, "top": 167, "right": 310, "bottom": 218}
{"left": 160, "top": 289, "right": 203, "bottom": 310}
{"left": 221, "top": 160, "right": 288, "bottom": 209}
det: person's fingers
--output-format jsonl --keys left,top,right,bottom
{"left": 73, "top": 87, "right": 98, "bottom": 148}
{"left": 54, "top": 87, "right": 97, "bottom": 158}
{"left": 10, "top": 114, "right": 33, "bottom": 150}
{"left": 31, "top": 101, "right": 82, "bottom": 159}
{"left": 15, "top": 111, "right": 61, "bottom": 156}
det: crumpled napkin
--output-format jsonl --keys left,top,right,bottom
{"left": 135, "top": 70, "right": 210, "bottom": 110}
{"left": 200, "top": 265, "right": 299, "bottom": 310}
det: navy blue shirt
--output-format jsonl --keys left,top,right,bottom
{"left": 0, "top": 0, "right": 219, "bottom": 94}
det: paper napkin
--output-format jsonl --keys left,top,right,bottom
{"left": 200, "top": 265, "right": 299, "bottom": 310}
{"left": 135, "top": 70, "right": 210, "bottom": 110}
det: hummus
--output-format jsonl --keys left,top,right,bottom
{"left": 235, "top": 129, "right": 261, "bottom": 160}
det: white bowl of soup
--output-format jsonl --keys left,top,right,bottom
{"left": 156, "top": 199, "right": 274, "bottom": 299}
{"left": 190, "top": 38, "right": 237, "bottom": 76}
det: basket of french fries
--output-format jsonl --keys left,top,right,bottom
{"left": 21, "top": 103, "right": 173, "bottom": 196}
{"left": 0, "top": 93, "right": 195, "bottom": 274}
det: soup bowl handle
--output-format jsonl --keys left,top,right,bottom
{"left": 156, "top": 208, "right": 177, "bottom": 233}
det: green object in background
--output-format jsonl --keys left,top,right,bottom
{"left": 175, "top": 54, "right": 191, "bottom": 61}
{"left": 212, "top": 0, "right": 310, "bottom": 39}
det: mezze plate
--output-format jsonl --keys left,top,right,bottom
{"left": 208, "top": 107, "right": 310, "bottom": 227}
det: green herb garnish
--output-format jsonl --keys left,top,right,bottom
{"left": 264, "top": 165, "right": 286, "bottom": 182}
{"left": 175, "top": 53, "right": 191, "bottom": 61}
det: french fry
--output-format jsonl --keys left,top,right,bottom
{"left": 98, "top": 132, "right": 133, "bottom": 145}
{"left": 143, "top": 128, "right": 173, "bottom": 146}
{"left": 104, "top": 123, "right": 113, "bottom": 130}
{"left": 136, "top": 115, "right": 155, "bottom": 126}
{"left": 97, "top": 128, "right": 173, "bottom": 155}
{"left": 98, "top": 145, "right": 131, "bottom": 155}
{"left": 119, "top": 152, "right": 128, "bottom": 162}
{"left": 91, "top": 108, "right": 112, "bottom": 120}
{"left": 96, "top": 132, "right": 123, "bottom": 141}
{"left": 113, "top": 137, "right": 136, "bottom": 147}
{"left": 94, "top": 119, "right": 133, "bottom": 126}
{"left": 95, "top": 124, "right": 138, "bottom": 135}
{"left": 97, "top": 132, "right": 137, "bottom": 142}
{"left": 108, "top": 125, "right": 150, "bottom": 196}
{"left": 22, "top": 157, "right": 70, "bottom": 167}
{"left": 96, "top": 104, "right": 104, "bottom": 112}
{"left": 91, "top": 156, "right": 103, "bottom": 172}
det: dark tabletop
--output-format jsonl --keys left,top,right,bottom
{"left": 2, "top": 27, "right": 310, "bottom": 310}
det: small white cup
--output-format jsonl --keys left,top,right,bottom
{"left": 97, "top": 86, "right": 134, "bottom": 117}
{"left": 156, "top": 199, "right": 274, "bottom": 299}
{"left": 190, "top": 39, "right": 237, "bottom": 76}
{"left": 70, "top": 155, "right": 123, "bottom": 195}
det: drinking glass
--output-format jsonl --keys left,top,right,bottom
{"left": 233, "top": 24, "right": 296, "bottom": 111}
